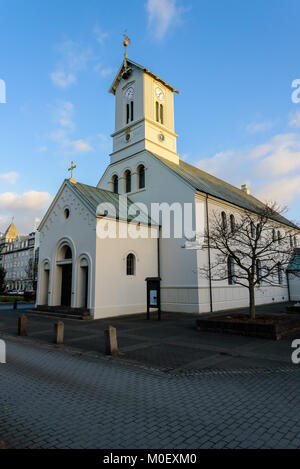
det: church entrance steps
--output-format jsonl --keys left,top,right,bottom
{"left": 29, "top": 306, "right": 92, "bottom": 321}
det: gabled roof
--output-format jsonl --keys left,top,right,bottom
{"left": 39, "top": 179, "right": 155, "bottom": 230}
{"left": 109, "top": 58, "right": 180, "bottom": 95}
{"left": 72, "top": 181, "right": 154, "bottom": 225}
{"left": 153, "top": 154, "right": 299, "bottom": 230}
{"left": 3, "top": 222, "right": 19, "bottom": 240}
{"left": 288, "top": 248, "right": 300, "bottom": 271}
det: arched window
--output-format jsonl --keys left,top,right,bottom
{"left": 137, "top": 165, "right": 145, "bottom": 189}
{"left": 160, "top": 104, "right": 164, "bottom": 125}
{"left": 131, "top": 101, "right": 134, "bottom": 122}
{"left": 294, "top": 235, "right": 297, "bottom": 247}
{"left": 277, "top": 230, "right": 281, "bottom": 244}
{"left": 124, "top": 170, "right": 131, "bottom": 193}
{"left": 277, "top": 263, "right": 283, "bottom": 285}
{"left": 156, "top": 101, "right": 159, "bottom": 122}
{"left": 256, "top": 223, "right": 262, "bottom": 238}
{"left": 228, "top": 256, "right": 236, "bottom": 285}
{"left": 221, "top": 212, "right": 227, "bottom": 231}
{"left": 126, "top": 101, "right": 134, "bottom": 123}
{"left": 250, "top": 221, "right": 256, "bottom": 238}
{"left": 256, "top": 259, "right": 262, "bottom": 285}
{"left": 64, "top": 246, "right": 72, "bottom": 260}
{"left": 273, "top": 229, "right": 277, "bottom": 243}
{"left": 126, "top": 254, "right": 136, "bottom": 276}
{"left": 230, "top": 214, "right": 235, "bottom": 232}
{"left": 112, "top": 175, "right": 119, "bottom": 194}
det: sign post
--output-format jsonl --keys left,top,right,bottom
{"left": 145, "top": 277, "right": 161, "bottom": 321}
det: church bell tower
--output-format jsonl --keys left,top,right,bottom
{"left": 109, "top": 39, "right": 180, "bottom": 165}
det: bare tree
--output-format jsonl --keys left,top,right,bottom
{"left": 198, "top": 202, "right": 299, "bottom": 319}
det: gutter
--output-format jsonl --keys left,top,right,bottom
{"left": 206, "top": 194, "right": 213, "bottom": 313}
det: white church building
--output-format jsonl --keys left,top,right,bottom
{"left": 36, "top": 56, "right": 300, "bottom": 319}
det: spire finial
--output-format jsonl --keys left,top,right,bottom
{"left": 68, "top": 161, "right": 77, "bottom": 182}
{"left": 123, "top": 31, "right": 131, "bottom": 60}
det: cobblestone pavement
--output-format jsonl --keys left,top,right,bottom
{"left": 0, "top": 337, "right": 300, "bottom": 449}
{"left": 0, "top": 302, "right": 299, "bottom": 373}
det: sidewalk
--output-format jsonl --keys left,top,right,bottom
{"left": 0, "top": 302, "right": 299, "bottom": 374}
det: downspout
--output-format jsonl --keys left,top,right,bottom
{"left": 206, "top": 194, "right": 213, "bottom": 313}
{"left": 286, "top": 270, "right": 291, "bottom": 302}
{"left": 157, "top": 225, "right": 161, "bottom": 278}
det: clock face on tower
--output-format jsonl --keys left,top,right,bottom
{"left": 155, "top": 87, "right": 164, "bottom": 101}
{"left": 125, "top": 87, "right": 134, "bottom": 100}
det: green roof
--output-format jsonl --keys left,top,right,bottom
{"left": 70, "top": 181, "right": 154, "bottom": 225}
{"left": 154, "top": 155, "right": 299, "bottom": 230}
{"left": 288, "top": 248, "right": 300, "bottom": 271}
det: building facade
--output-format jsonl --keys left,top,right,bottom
{"left": 36, "top": 56, "right": 300, "bottom": 318}
{"left": 0, "top": 223, "right": 38, "bottom": 291}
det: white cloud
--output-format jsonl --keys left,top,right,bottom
{"left": 256, "top": 176, "right": 300, "bottom": 204}
{"left": 50, "top": 101, "right": 93, "bottom": 154}
{"left": 0, "top": 191, "right": 52, "bottom": 234}
{"left": 289, "top": 111, "right": 300, "bottom": 128}
{"left": 51, "top": 40, "right": 92, "bottom": 88}
{"left": 94, "top": 25, "right": 108, "bottom": 45}
{"left": 94, "top": 63, "right": 114, "bottom": 78}
{"left": 196, "top": 130, "right": 300, "bottom": 209}
{"left": 0, "top": 172, "right": 19, "bottom": 185}
{"left": 246, "top": 121, "right": 274, "bottom": 134}
{"left": 53, "top": 101, "right": 75, "bottom": 129}
{"left": 69, "top": 139, "right": 93, "bottom": 153}
{"left": 50, "top": 71, "right": 76, "bottom": 88}
{"left": 196, "top": 151, "right": 236, "bottom": 181}
{"left": 0, "top": 191, "right": 51, "bottom": 211}
{"left": 146, "top": 0, "right": 182, "bottom": 40}
{"left": 98, "top": 133, "right": 109, "bottom": 143}
{"left": 38, "top": 146, "right": 48, "bottom": 152}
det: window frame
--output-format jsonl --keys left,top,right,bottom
{"left": 126, "top": 253, "right": 136, "bottom": 277}
{"left": 137, "top": 164, "right": 145, "bottom": 190}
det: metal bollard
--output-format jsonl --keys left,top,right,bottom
{"left": 13, "top": 299, "right": 17, "bottom": 310}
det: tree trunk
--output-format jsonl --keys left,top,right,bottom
{"left": 249, "top": 284, "right": 256, "bottom": 320}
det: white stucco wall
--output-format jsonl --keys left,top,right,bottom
{"left": 94, "top": 219, "right": 158, "bottom": 318}
{"left": 36, "top": 182, "right": 97, "bottom": 310}
{"left": 98, "top": 151, "right": 200, "bottom": 313}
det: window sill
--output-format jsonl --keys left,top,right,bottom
{"left": 125, "top": 188, "right": 146, "bottom": 196}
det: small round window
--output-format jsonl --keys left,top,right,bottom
{"left": 64, "top": 208, "right": 70, "bottom": 219}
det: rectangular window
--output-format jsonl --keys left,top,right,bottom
{"left": 130, "top": 101, "right": 134, "bottom": 122}
{"left": 126, "top": 104, "right": 130, "bottom": 124}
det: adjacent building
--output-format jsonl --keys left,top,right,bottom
{"left": 0, "top": 222, "right": 39, "bottom": 291}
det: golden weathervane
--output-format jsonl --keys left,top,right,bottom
{"left": 123, "top": 32, "right": 131, "bottom": 60}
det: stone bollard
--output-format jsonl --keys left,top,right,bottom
{"left": 13, "top": 299, "right": 17, "bottom": 310}
{"left": 18, "top": 315, "right": 27, "bottom": 337}
{"left": 104, "top": 326, "right": 118, "bottom": 356}
{"left": 54, "top": 321, "right": 64, "bottom": 345}
{"left": 0, "top": 441, "right": 6, "bottom": 449}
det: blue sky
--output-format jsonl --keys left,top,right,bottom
{"left": 0, "top": 0, "right": 300, "bottom": 233}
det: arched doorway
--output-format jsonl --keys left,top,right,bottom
{"left": 60, "top": 246, "right": 73, "bottom": 307}
{"left": 54, "top": 243, "right": 74, "bottom": 308}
